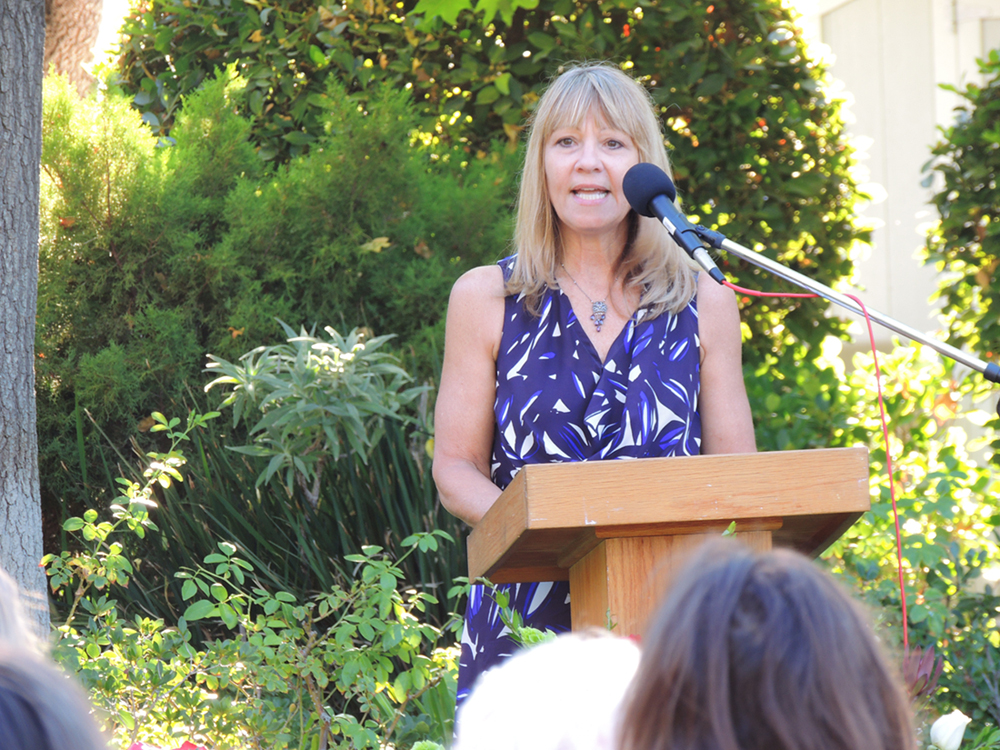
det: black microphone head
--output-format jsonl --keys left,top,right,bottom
{"left": 623, "top": 163, "right": 677, "bottom": 218}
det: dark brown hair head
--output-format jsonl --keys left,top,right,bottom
{"left": 619, "top": 540, "right": 914, "bottom": 750}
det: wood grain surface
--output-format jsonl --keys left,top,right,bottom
{"left": 468, "top": 447, "right": 869, "bottom": 581}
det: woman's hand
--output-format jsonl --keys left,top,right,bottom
{"left": 432, "top": 265, "right": 507, "bottom": 526}
{"left": 697, "top": 273, "right": 757, "bottom": 454}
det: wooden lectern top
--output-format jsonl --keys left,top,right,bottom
{"left": 468, "top": 447, "right": 870, "bottom": 583}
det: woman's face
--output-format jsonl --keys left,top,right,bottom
{"left": 543, "top": 113, "right": 639, "bottom": 248}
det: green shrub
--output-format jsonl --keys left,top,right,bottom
{"left": 924, "top": 51, "right": 1000, "bottom": 354}
{"left": 37, "top": 67, "right": 511, "bottom": 525}
{"left": 117, "top": 0, "right": 865, "bottom": 369}
{"left": 122, "top": 409, "right": 465, "bottom": 629}
{"left": 46, "top": 414, "right": 458, "bottom": 750}
{"left": 821, "top": 343, "right": 1000, "bottom": 727}
{"left": 923, "top": 50, "right": 1000, "bottom": 461}
{"left": 205, "top": 323, "right": 427, "bottom": 499}
{"left": 55, "top": 545, "right": 458, "bottom": 750}
{"left": 905, "top": 49, "right": 1000, "bottom": 726}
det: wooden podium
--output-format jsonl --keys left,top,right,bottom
{"left": 467, "top": 447, "right": 870, "bottom": 636}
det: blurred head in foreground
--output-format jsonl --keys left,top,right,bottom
{"left": 0, "top": 569, "right": 42, "bottom": 653}
{"left": 0, "top": 645, "right": 108, "bottom": 750}
{"left": 620, "top": 540, "right": 914, "bottom": 750}
{"left": 454, "top": 631, "right": 640, "bottom": 750}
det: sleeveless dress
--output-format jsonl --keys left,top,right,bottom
{"left": 456, "top": 255, "right": 703, "bottom": 704}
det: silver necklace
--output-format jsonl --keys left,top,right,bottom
{"left": 560, "top": 263, "right": 611, "bottom": 332}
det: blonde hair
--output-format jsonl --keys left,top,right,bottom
{"left": 455, "top": 632, "right": 640, "bottom": 750}
{"left": 510, "top": 62, "right": 698, "bottom": 317}
{"left": 0, "top": 569, "right": 42, "bottom": 654}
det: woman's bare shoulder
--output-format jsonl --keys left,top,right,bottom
{"left": 695, "top": 271, "right": 739, "bottom": 313}
{"left": 450, "top": 263, "right": 507, "bottom": 302}
{"left": 445, "top": 264, "right": 507, "bottom": 356}
{"left": 695, "top": 272, "right": 742, "bottom": 361}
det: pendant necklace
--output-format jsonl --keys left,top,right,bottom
{"left": 560, "top": 263, "right": 612, "bottom": 333}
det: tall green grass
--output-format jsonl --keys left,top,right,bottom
{"left": 97, "top": 413, "right": 465, "bottom": 628}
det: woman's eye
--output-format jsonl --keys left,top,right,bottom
{"left": 607, "top": 139, "right": 624, "bottom": 149}
{"left": 557, "top": 136, "right": 575, "bottom": 146}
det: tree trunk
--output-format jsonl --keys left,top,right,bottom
{"left": 0, "top": 0, "right": 50, "bottom": 635}
{"left": 44, "top": 0, "right": 102, "bottom": 94}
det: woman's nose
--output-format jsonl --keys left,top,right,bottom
{"left": 575, "top": 138, "right": 602, "bottom": 171}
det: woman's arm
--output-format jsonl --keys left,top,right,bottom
{"left": 432, "top": 265, "right": 507, "bottom": 526}
{"left": 697, "top": 273, "right": 757, "bottom": 454}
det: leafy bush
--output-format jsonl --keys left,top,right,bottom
{"left": 113, "top": 324, "right": 467, "bottom": 627}
{"left": 123, "top": 410, "right": 465, "bottom": 629}
{"left": 820, "top": 343, "right": 1000, "bottom": 729}
{"left": 923, "top": 50, "right": 1000, "bottom": 458}
{"left": 46, "top": 415, "right": 458, "bottom": 750}
{"left": 37, "top": 67, "right": 512, "bottom": 529}
{"left": 903, "top": 50, "right": 1000, "bottom": 728}
{"left": 924, "top": 50, "right": 1000, "bottom": 352}
{"left": 205, "top": 323, "right": 427, "bottom": 504}
{"left": 117, "top": 0, "right": 865, "bottom": 368}
{"left": 66, "top": 328, "right": 466, "bottom": 629}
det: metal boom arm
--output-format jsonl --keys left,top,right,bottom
{"left": 694, "top": 227, "right": 1000, "bottom": 385}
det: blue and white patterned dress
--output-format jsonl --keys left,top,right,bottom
{"left": 456, "top": 255, "right": 702, "bottom": 703}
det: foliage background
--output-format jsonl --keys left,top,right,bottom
{"left": 116, "top": 0, "right": 863, "bottom": 365}
{"left": 908, "top": 50, "right": 1000, "bottom": 729}
{"left": 33, "top": 0, "right": 1000, "bottom": 745}
{"left": 40, "top": 0, "right": 868, "bottom": 568}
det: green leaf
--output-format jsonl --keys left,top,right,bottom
{"left": 283, "top": 130, "right": 316, "bottom": 146}
{"left": 907, "top": 604, "right": 929, "bottom": 624}
{"left": 412, "top": 0, "right": 468, "bottom": 25}
{"left": 219, "top": 602, "right": 239, "bottom": 629}
{"left": 528, "top": 31, "right": 556, "bottom": 51}
{"left": 475, "top": 86, "right": 501, "bottom": 105}
{"left": 308, "top": 45, "right": 327, "bottom": 67}
{"left": 358, "top": 621, "right": 376, "bottom": 641}
{"left": 218, "top": 541, "right": 237, "bottom": 556}
{"left": 118, "top": 709, "right": 135, "bottom": 731}
{"left": 184, "top": 600, "right": 216, "bottom": 621}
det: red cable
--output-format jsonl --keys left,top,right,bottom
{"left": 723, "top": 280, "right": 909, "bottom": 650}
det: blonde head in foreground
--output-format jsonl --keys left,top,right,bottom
{"left": 455, "top": 632, "right": 640, "bottom": 750}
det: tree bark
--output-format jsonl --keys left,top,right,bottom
{"left": 44, "top": 0, "right": 102, "bottom": 94}
{"left": 0, "top": 0, "right": 50, "bottom": 635}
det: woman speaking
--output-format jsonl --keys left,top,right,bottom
{"left": 432, "top": 62, "right": 757, "bottom": 701}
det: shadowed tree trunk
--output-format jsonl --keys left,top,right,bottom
{"left": 0, "top": 0, "right": 50, "bottom": 634}
{"left": 44, "top": 0, "right": 102, "bottom": 93}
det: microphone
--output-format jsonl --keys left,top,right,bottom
{"left": 623, "top": 163, "right": 726, "bottom": 284}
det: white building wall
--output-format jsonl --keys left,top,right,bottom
{"left": 792, "top": 0, "right": 1000, "bottom": 345}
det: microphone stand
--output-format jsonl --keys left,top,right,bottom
{"left": 693, "top": 225, "right": 1000, "bottom": 387}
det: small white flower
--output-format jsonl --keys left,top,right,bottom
{"left": 930, "top": 709, "right": 972, "bottom": 750}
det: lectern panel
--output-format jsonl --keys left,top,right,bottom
{"left": 468, "top": 447, "right": 869, "bottom": 581}
{"left": 569, "top": 530, "right": 773, "bottom": 636}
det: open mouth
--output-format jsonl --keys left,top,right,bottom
{"left": 572, "top": 188, "right": 609, "bottom": 201}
